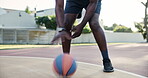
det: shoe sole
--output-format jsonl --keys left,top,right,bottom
{"left": 103, "top": 69, "right": 114, "bottom": 72}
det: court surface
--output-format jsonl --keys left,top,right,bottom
{"left": 0, "top": 43, "right": 148, "bottom": 78}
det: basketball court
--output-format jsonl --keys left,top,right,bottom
{"left": 0, "top": 43, "right": 148, "bottom": 78}
{"left": 0, "top": 56, "right": 146, "bottom": 78}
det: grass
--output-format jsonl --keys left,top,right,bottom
{"left": 0, "top": 43, "right": 128, "bottom": 50}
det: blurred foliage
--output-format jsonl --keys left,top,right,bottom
{"left": 104, "top": 23, "right": 133, "bottom": 33}
{"left": 135, "top": 22, "right": 147, "bottom": 39}
{"left": 82, "top": 24, "right": 92, "bottom": 34}
{"left": 73, "top": 21, "right": 92, "bottom": 34}
{"left": 113, "top": 25, "right": 133, "bottom": 32}
{"left": 104, "top": 23, "right": 118, "bottom": 31}
{"left": 35, "top": 15, "right": 57, "bottom": 30}
{"left": 104, "top": 26, "right": 114, "bottom": 30}
{"left": 25, "top": 6, "right": 31, "bottom": 14}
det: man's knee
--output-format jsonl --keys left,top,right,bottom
{"left": 89, "top": 21, "right": 101, "bottom": 31}
{"left": 64, "top": 14, "right": 77, "bottom": 31}
{"left": 89, "top": 20, "right": 99, "bottom": 26}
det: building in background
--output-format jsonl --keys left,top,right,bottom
{"left": 35, "top": 8, "right": 55, "bottom": 17}
{"left": 0, "top": 8, "right": 37, "bottom": 29}
{"left": 0, "top": 8, "right": 145, "bottom": 44}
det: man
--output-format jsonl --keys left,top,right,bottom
{"left": 52, "top": 0, "right": 114, "bottom": 72}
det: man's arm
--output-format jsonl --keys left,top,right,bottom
{"left": 51, "top": 0, "right": 72, "bottom": 43}
{"left": 71, "top": 0, "right": 98, "bottom": 38}
{"left": 79, "top": 0, "right": 98, "bottom": 27}
{"left": 55, "top": 0, "right": 64, "bottom": 27}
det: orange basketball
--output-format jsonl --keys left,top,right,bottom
{"left": 53, "top": 54, "right": 77, "bottom": 76}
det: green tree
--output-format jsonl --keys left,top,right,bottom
{"left": 35, "top": 15, "right": 57, "bottom": 30}
{"left": 103, "top": 23, "right": 131, "bottom": 32}
{"left": 103, "top": 26, "right": 114, "bottom": 30}
{"left": 47, "top": 15, "right": 57, "bottom": 30}
{"left": 103, "top": 23, "right": 118, "bottom": 31}
{"left": 73, "top": 21, "right": 92, "bottom": 34}
{"left": 112, "top": 23, "right": 118, "bottom": 28}
{"left": 135, "top": 22, "right": 147, "bottom": 39}
{"left": 25, "top": 6, "right": 31, "bottom": 14}
{"left": 113, "top": 25, "right": 132, "bottom": 32}
{"left": 36, "top": 15, "right": 91, "bottom": 33}
{"left": 82, "top": 24, "right": 92, "bottom": 34}
{"left": 140, "top": 1, "right": 148, "bottom": 42}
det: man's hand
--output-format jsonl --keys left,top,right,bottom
{"left": 51, "top": 31, "right": 72, "bottom": 44}
{"left": 72, "top": 25, "right": 83, "bottom": 38}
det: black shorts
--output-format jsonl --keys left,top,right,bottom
{"left": 65, "top": 0, "right": 102, "bottom": 15}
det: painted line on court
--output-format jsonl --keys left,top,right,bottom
{"left": 77, "top": 61, "right": 147, "bottom": 78}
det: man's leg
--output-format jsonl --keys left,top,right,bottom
{"left": 89, "top": 13, "right": 114, "bottom": 72}
{"left": 62, "top": 14, "right": 77, "bottom": 54}
{"left": 89, "top": 13, "right": 108, "bottom": 57}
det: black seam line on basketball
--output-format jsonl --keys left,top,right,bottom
{"left": 62, "top": 55, "right": 64, "bottom": 76}
{"left": 66, "top": 60, "right": 74, "bottom": 76}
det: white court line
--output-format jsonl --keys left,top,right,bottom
{"left": 77, "top": 61, "right": 148, "bottom": 78}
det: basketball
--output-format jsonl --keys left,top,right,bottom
{"left": 53, "top": 54, "right": 77, "bottom": 77}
